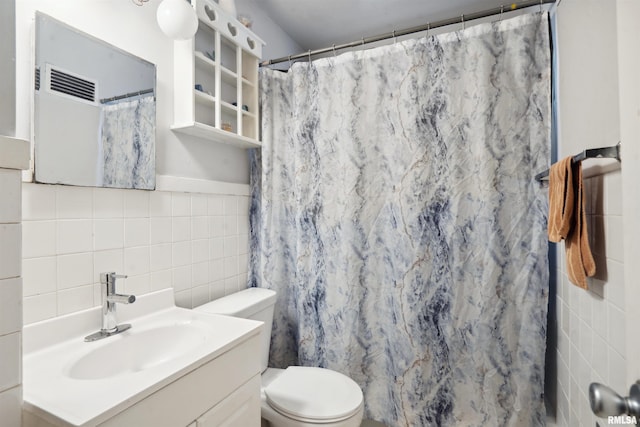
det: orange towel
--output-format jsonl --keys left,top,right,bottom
{"left": 547, "top": 157, "right": 574, "bottom": 242}
{"left": 547, "top": 156, "right": 596, "bottom": 289}
{"left": 565, "top": 161, "right": 596, "bottom": 288}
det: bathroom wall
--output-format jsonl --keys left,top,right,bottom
{"left": 15, "top": 0, "right": 301, "bottom": 184}
{"left": 0, "top": 1, "right": 16, "bottom": 136}
{"left": 236, "top": 0, "right": 303, "bottom": 67}
{"left": 616, "top": 0, "right": 640, "bottom": 387}
{"left": 22, "top": 184, "right": 250, "bottom": 324}
{"left": 14, "top": 1, "right": 300, "bottom": 325}
{"left": 552, "top": 0, "right": 639, "bottom": 425}
{"left": 0, "top": 1, "right": 21, "bottom": 425}
{"left": 0, "top": 159, "right": 24, "bottom": 427}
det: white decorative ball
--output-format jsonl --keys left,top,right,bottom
{"left": 157, "top": 0, "right": 198, "bottom": 40}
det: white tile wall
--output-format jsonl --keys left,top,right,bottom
{"left": 554, "top": 171, "right": 625, "bottom": 426}
{"left": 553, "top": 1, "right": 630, "bottom": 423}
{"left": 0, "top": 168, "right": 22, "bottom": 427}
{"left": 22, "top": 184, "right": 251, "bottom": 325}
{"left": 0, "top": 278, "right": 21, "bottom": 336}
{"left": 0, "top": 224, "right": 21, "bottom": 278}
{"left": 0, "top": 170, "right": 21, "bottom": 222}
{"left": 0, "top": 386, "right": 21, "bottom": 427}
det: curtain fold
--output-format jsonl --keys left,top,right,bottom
{"left": 100, "top": 95, "right": 155, "bottom": 189}
{"left": 251, "top": 12, "right": 551, "bottom": 427}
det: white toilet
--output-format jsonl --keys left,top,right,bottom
{"left": 194, "top": 288, "right": 364, "bottom": 427}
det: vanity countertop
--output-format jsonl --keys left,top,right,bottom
{"left": 23, "top": 289, "right": 262, "bottom": 427}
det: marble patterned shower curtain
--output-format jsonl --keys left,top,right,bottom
{"left": 250, "top": 13, "right": 550, "bottom": 427}
{"left": 100, "top": 95, "right": 155, "bottom": 189}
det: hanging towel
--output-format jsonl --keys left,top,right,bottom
{"left": 547, "top": 156, "right": 574, "bottom": 242}
{"left": 547, "top": 156, "right": 596, "bottom": 289}
{"left": 565, "top": 161, "right": 596, "bottom": 289}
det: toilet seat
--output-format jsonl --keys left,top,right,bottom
{"left": 264, "top": 366, "right": 363, "bottom": 423}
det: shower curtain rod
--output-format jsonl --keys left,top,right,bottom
{"left": 260, "top": 0, "right": 556, "bottom": 67}
{"left": 100, "top": 88, "right": 154, "bottom": 104}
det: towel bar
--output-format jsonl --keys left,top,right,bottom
{"left": 535, "top": 142, "right": 621, "bottom": 182}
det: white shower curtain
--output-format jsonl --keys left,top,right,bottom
{"left": 100, "top": 95, "right": 155, "bottom": 189}
{"left": 251, "top": 13, "right": 551, "bottom": 427}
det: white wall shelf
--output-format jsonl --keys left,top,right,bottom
{"left": 194, "top": 90, "right": 216, "bottom": 105}
{"left": 172, "top": 0, "right": 264, "bottom": 149}
{"left": 171, "top": 122, "right": 261, "bottom": 149}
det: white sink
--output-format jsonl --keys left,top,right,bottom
{"left": 66, "top": 320, "right": 211, "bottom": 380}
{"left": 23, "top": 289, "right": 262, "bottom": 427}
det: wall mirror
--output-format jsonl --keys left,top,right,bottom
{"left": 34, "top": 12, "right": 156, "bottom": 190}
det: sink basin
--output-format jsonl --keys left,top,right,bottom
{"left": 66, "top": 321, "right": 210, "bottom": 380}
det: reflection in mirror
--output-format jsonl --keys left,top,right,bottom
{"left": 34, "top": 12, "right": 156, "bottom": 190}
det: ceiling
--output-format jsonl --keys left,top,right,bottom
{"left": 255, "top": 0, "right": 526, "bottom": 51}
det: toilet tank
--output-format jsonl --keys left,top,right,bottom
{"left": 194, "top": 287, "right": 276, "bottom": 373}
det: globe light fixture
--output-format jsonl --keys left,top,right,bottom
{"left": 157, "top": 0, "right": 198, "bottom": 40}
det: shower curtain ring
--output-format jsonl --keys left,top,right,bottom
{"left": 288, "top": 55, "right": 292, "bottom": 69}
{"left": 332, "top": 44, "right": 337, "bottom": 57}
{"left": 308, "top": 49, "right": 312, "bottom": 64}
{"left": 500, "top": 5, "right": 504, "bottom": 21}
{"left": 392, "top": 30, "right": 397, "bottom": 44}
{"left": 539, "top": 0, "right": 543, "bottom": 13}
{"left": 461, "top": 14, "right": 465, "bottom": 30}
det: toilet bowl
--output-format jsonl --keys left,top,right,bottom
{"left": 194, "top": 288, "right": 364, "bottom": 427}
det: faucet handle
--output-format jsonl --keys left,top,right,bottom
{"left": 100, "top": 272, "right": 128, "bottom": 284}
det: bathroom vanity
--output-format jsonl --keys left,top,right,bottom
{"left": 22, "top": 289, "right": 262, "bottom": 427}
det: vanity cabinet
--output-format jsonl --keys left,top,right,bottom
{"left": 194, "top": 375, "right": 261, "bottom": 427}
{"left": 100, "top": 334, "right": 261, "bottom": 427}
{"left": 172, "top": 0, "right": 264, "bottom": 148}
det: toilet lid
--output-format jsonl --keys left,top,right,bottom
{"left": 264, "top": 366, "right": 363, "bottom": 422}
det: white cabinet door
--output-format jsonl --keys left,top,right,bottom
{"left": 197, "top": 375, "right": 261, "bottom": 427}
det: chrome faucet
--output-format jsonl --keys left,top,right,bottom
{"left": 84, "top": 272, "right": 136, "bottom": 342}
